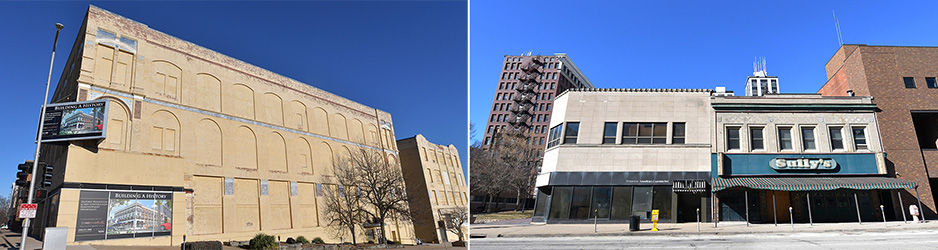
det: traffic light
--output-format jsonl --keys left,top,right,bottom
{"left": 41, "top": 164, "right": 54, "bottom": 188}
{"left": 15, "top": 162, "right": 31, "bottom": 187}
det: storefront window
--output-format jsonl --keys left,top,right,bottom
{"left": 532, "top": 189, "right": 549, "bottom": 220}
{"left": 590, "top": 187, "right": 612, "bottom": 219}
{"left": 652, "top": 186, "right": 673, "bottom": 221}
{"left": 548, "top": 187, "right": 572, "bottom": 220}
{"left": 569, "top": 187, "right": 592, "bottom": 220}
{"left": 632, "top": 187, "right": 653, "bottom": 219}
{"left": 610, "top": 186, "right": 633, "bottom": 220}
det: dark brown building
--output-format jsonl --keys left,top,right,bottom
{"left": 473, "top": 53, "right": 594, "bottom": 211}
{"left": 818, "top": 44, "right": 938, "bottom": 219}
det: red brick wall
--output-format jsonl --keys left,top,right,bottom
{"left": 818, "top": 45, "right": 938, "bottom": 218}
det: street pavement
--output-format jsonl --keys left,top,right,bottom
{"left": 470, "top": 219, "right": 938, "bottom": 237}
{"left": 470, "top": 219, "right": 938, "bottom": 249}
{"left": 469, "top": 229, "right": 938, "bottom": 249}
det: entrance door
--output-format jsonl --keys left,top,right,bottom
{"left": 677, "top": 193, "right": 703, "bottom": 223}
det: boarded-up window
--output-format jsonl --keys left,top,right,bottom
{"left": 150, "top": 110, "right": 180, "bottom": 155}
{"left": 193, "top": 176, "right": 223, "bottom": 235}
{"left": 311, "top": 108, "right": 329, "bottom": 136}
{"left": 235, "top": 179, "right": 260, "bottom": 232}
{"left": 268, "top": 181, "right": 292, "bottom": 229}
{"left": 330, "top": 113, "right": 348, "bottom": 140}
{"left": 298, "top": 182, "right": 319, "bottom": 227}
{"left": 268, "top": 133, "right": 287, "bottom": 172}
{"left": 152, "top": 61, "right": 181, "bottom": 101}
{"left": 94, "top": 45, "right": 114, "bottom": 86}
{"left": 232, "top": 127, "right": 257, "bottom": 169}
{"left": 262, "top": 93, "right": 284, "bottom": 126}
{"left": 193, "top": 74, "right": 221, "bottom": 111}
{"left": 196, "top": 119, "right": 222, "bottom": 166}
{"left": 227, "top": 84, "right": 255, "bottom": 119}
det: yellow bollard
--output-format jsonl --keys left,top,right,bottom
{"left": 651, "top": 210, "right": 659, "bottom": 231}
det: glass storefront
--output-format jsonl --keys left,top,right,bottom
{"left": 543, "top": 185, "right": 673, "bottom": 222}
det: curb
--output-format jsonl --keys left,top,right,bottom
{"left": 480, "top": 224, "right": 938, "bottom": 238}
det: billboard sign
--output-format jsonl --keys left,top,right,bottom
{"left": 41, "top": 100, "right": 108, "bottom": 142}
{"left": 75, "top": 190, "right": 172, "bottom": 241}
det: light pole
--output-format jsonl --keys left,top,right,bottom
{"left": 21, "top": 22, "right": 63, "bottom": 250}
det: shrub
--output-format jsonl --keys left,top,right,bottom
{"left": 311, "top": 237, "right": 325, "bottom": 244}
{"left": 249, "top": 233, "right": 277, "bottom": 250}
{"left": 180, "top": 241, "right": 222, "bottom": 250}
{"left": 296, "top": 236, "right": 310, "bottom": 244}
{"left": 286, "top": 237, "right": 296, "bottom": 244}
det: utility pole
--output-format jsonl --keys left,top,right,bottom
{"left": 21, "top": 23, "right": 63, "bottom": 250}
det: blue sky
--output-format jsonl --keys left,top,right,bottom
{"left": 0, "top": 1, "right": 467, "bottom": 197}
{"left": 470, "top": 0, "right": 938, "bottom": 143}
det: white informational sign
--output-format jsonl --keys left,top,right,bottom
{"left": 19, "top": 203, "right": 37, "bottom": 219}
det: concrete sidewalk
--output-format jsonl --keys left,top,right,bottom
{"left": 470, "top": 220, "right": 938, "bottom": 238}
{"left": 0, "top": 230, "right": 463, "bottom": 250}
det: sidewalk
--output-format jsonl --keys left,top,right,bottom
{"left": 470, "top": 219, "right": 938, "bottom": 238}
{"left": 0, "top": 230, "right": 463, "bottom": 250}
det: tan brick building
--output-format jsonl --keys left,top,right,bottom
{"left": 396, "top": 134, "right": 466, "bottom": 243}
{"left": 35, "top": 6, "right": 413, "bottom": 245}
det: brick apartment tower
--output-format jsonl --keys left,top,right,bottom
{"left": 475, "top": 53, "right": 593, "bottom": 210}
{"left": 481, "top": 53, "right": 594, "bottom": 149}
{"left": 818, "top": 44, "right": 938, "bottom": 218}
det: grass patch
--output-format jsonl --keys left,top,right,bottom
{"left": 474, "top": 210, "right": 534, "bottom": 222}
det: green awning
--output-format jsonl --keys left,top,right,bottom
{"left": 711, "top": 177, "right": 917, "bottom": 192}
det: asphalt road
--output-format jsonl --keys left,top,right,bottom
{"left": 469, "top": 229, "right": 938, "bottom": 250}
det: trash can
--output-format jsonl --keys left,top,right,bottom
{"left": 629, "top": 215, "right": 640, "bottom": 231}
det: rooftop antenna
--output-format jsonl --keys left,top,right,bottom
{"left": 833, "top": 11, "right": 843, "bottom": 46}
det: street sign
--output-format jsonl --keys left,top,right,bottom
{"left": 19, "top": 203, "right": 37, "bottom": 219}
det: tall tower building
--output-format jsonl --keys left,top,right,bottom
{"left": 744, "top": 57, "right": 779, "bottom": 96}
{"left": 474, "top": 53, "right": 593, "bottom": 211}
{"left": 481, "top": 53, "right": 594, "bottom": 150}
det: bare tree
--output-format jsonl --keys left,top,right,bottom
{"left": 0, "top": 196, "right": 9, "bottom": 225}
{"left": 336, "top": 148, "right": 410, "bottom": 244}
{"left": 471, "top": 131, "right": 539, "bottom": 213}
{"left": 495, "top": 134, "right": 539, "bottom": 211}
{"left": 323, "top": 165, "right": 366, "bottom": 244}
{"left": 439, "top": 206, "right": 468, "bottom": 242}
{"left": 470, "top": 140, "right": 506, "bottom": 213}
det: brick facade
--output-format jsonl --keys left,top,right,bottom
{"left": 818, "top": 45, "right": 938, "bottom": 218}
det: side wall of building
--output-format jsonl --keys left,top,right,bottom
{"left": 49, "top": 6, "right": 409, "bottom": 245}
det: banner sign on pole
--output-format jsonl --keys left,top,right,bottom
{"left": 40, "top": 100, "right": 109, "bottom": 142}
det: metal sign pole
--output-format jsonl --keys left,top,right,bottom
{"left": 21, "top": 23, "right": 63, "bottom": 250}
{"left": 745, "top": 190, "right": 749, "bottom": 227}
{"left": 881, "top": 205, "right": 887, "bottom": 228}
{"left": 854, "top": 193, "right": 862, "bottom": 225}
{"left": 915, "top": 188, "right": 925, "bottom": 223}
{"left": 712, "top": 192, "right": 718, "bottom": 228}
{"left": 773, "top": 192, "right": 777, "bottom": 226}
{"left": 897, "top": 190, "right": 907, "bottom": 223}
{"left": 789, "top": 207, "right": 793, "bottom": 231}
{"left": 807, "top": 193, "right": 813, "bottom": 225}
